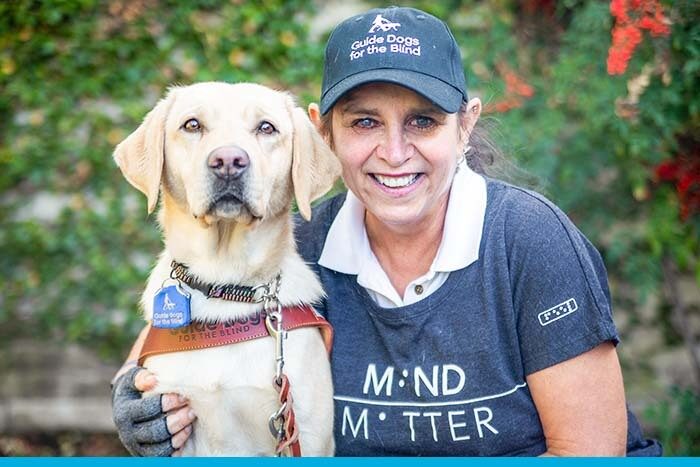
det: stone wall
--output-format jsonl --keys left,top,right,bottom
{"left": 0, "top": 340, "right": 119, "bottom": 433}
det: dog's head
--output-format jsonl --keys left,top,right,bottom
{"left": 114, "top": 82, "right": 340, "bottom": 223}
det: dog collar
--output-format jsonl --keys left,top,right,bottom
{"left": 170, "top": 260, "right": 276, "bottom": 303}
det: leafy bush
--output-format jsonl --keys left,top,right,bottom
{"left": 1, "top": 0, "right": 698, "bottom": 453}
{"left": 645, "top": 386, "right": 700, "bottom": 455}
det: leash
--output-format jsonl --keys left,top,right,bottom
{"left": 260, "top": 274, "right": 301, "bottom": 457}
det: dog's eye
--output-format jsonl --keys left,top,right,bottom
{"left": 257, "top": 121, "right": 277, "bottom": 135}
{"left": 182, "top": 118, "right": 202, "bottom": 133}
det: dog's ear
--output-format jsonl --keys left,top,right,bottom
{"left": 290, "top": 106, "right": 342, "bottom": 221}
{"left": 113, "top": 89, "right": 177, "bottom": 214}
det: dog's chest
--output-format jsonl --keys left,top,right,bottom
{"left": 146, "top": 338, "right": 275, "bottom": 393}
{"left": 143, "top": 326, "right": 335, "bottom": 456}
{"left": 146, "top": 339, "right": 282, "bottom": 455}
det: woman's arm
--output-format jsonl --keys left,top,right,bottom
{"left": 111, "top": 324, "right": 150, "bottom": 382}
{"left": 527, "top": 342, "right": 627, "bottom": 456}
{"left": 111, "top": 324, "right": 195, "bottom": 456}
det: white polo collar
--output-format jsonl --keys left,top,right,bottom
{"left": 319, "top": 163, "right": 487, "bottom": 279}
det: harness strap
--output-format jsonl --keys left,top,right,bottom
{"left": 138, "top": 304, "right": 333, "bottom": 366}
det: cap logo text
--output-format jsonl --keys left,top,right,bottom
{"left": 348, "top": 15, "right": 420, "bottom": 61}
{"left": 368, "top": 14, "right": 401, "bottom": 33}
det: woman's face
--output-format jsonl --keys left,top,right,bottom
{"left": 329, "top": 83, "right": 472, "bottom": 231}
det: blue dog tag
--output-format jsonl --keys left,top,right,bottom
{"left": 152, "top": 284, "right": 191, "bottom": 328}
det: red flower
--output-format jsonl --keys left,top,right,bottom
{"left": 485, "top": 62, "right": 536, "bottom": 114}
{"left": 610, "top": 0, "right": 629, "bottom": 22}
{"left": 608, "top": 24, "right": 644, "bottom": 74}
{"left": 606, "top": 0, "right": 670, "bottom": 75}
{"left": 503, "top": 69, "right": 535, "bottom": 98}
{"left": 654, "top": 154, "right": 700, "bottom": 220}
{"left": 655, "top": 160, "right": 679, "bottom": 181}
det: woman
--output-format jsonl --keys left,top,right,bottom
{"left": 111, "top": 6, "right": 661, "bottom": 456}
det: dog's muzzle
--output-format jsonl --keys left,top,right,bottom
{"left": 206, "top": 145, "right": 257, "bottom": 220}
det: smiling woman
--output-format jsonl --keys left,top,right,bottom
{"left": 313, "top": 83, "right": 481, "bottom": 295}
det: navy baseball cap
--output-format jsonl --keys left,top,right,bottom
{"left": 320, "top": 6, "right": 468, "bottom": 115}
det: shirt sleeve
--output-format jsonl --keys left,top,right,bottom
{"left": 506, "top": 189, "right": 619, "bottom": 375}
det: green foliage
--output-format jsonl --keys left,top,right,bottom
{"left": 645, "top": 387, "right": 700, "bottom": 455}
{"left": 1, "top": 0, "right": 698, "bottom": 452}
{"left": 486, "top": 0, "right": 699, "bottom": 304}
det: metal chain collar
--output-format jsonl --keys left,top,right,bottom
{"left": 170, "top": 261, "right": 278, "bottom": 303}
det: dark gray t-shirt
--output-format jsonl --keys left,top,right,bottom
{"left": 295, "top": 179, "right": 661, "bottom": 456}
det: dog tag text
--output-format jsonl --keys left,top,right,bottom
{"left": 153, "top": 284, "right": 191, "bottom": 328}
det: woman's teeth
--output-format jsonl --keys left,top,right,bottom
{"left": 373, "top": 174, "right": 418, "bottom": 188}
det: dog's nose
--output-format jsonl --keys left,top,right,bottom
{"left": 207, "top": 146, "right": 250, "bottom": 179}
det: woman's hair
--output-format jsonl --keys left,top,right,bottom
{"left": 318, "top": 99, "right": 541, "bottom": 189}
{"left": 464, "top": 107, "right": 541, "bottom": 189}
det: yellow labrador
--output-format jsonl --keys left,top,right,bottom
{"left": 114, "top": 82, "right": 340, "bottom": 456}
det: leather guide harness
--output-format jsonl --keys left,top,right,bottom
{"left": 138, "top": 262, "right": 333, "bottom": 457}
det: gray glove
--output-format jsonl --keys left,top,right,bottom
{"left": 111, "top": 366, "right": 174, "bottom": 457}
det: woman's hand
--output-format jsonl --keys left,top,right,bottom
{"left": 111, "top": 366, "right": 196, "bottom": 456}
